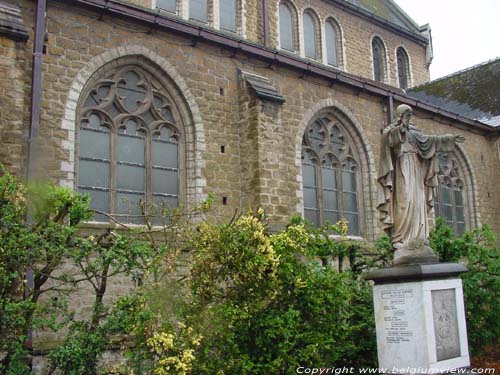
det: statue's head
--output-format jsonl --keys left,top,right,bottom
{"left": 395, "top": 104, "right": 413, "bottom": 126}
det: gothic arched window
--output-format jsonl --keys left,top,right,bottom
{"left": 302, "top": 116, "right": 361, "bottom": 235}
{"left": 372, "top": 36, "right": 386, "bottom": 82}
{"left": 434, "top": 154, "right": 466, "bottom": 235}
{"left": 279, "top": 1, "right": 297, "bottom": 52}
{"left": 397, "top": 47, "right": 410, "bottom": 89}
{"left": 78, "top": 65, "right": 181, "bottom": 223}
{"left": 325, "top": 18, "right": 341, "bottom": 67}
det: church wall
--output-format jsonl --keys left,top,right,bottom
{"left": 0, "top": 0, "right": 496, "bottom": 235}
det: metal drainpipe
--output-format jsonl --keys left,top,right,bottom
{"left": 25, "top": 0, "right": 47, "bottom": 350}
{"left": 388, "top": 94, "right": 394, "bottom": 126}
{"left": 262, "top": 0, "right": 269, "bottom": 47}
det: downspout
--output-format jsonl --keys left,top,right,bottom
{"left": 262, "top": 0, "right": 269, "bottom": 47}
{"left": 25, "top": 0, "right": 47, "bottom": 349}
{"left": 387, "top": 94, "right": 394, "bottom": 126}
{"left": 27, "top": 0, "right": 46, "bottom": 182}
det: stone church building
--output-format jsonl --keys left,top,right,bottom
{"left": 1, "top": 0, "right": 500, "bottom": 241}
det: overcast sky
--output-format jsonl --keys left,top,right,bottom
{"left": 394, "top": 0, "right": 500, "bottom": 80}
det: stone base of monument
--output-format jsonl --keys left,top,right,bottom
{"left": 366, "top": 263, "right": 470, "bottom": 374}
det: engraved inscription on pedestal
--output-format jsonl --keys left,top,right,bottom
{"left": 381, "top": 289, "right": 415, "bottom": 344}
{"left": 432, "top": 289, "right": 460, "bottom": 361}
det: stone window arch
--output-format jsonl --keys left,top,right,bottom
{"left": 324, "top": 17, "right": 342, "bottom": 67}
{"left": 279, "top": 1, "right": 298, "bottom": 52}
{"left": 77, "top": 61, "right": 185, "bottom": 224}
{"left": 396, "top": 47, "right": 411, "bottom": 89}
{"left": 434, "top": 152, "right": 475, "bottom": 235}
{"left": 371, "top": 36, "right": 387, "bottom": 82}
{"left": 301, "top": 114, "right": 363, "bottom": 235}
{"left": 303, "top": 9, "right": 320, "bottom": 60}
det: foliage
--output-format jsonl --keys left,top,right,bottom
{"left": 430, "top": 217, "right": 500, "bottom": 352}
{"left": 0, "top": 166, "right": 90, "bottom": 373}
{"left": 184, "top": 211, "right": 377, "bottom": 374}
{"left": 0, "top": 166, "right": 188, "bottom": 374}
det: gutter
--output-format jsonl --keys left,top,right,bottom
{"left": 57, "top": 0, "right": 498, "bottom": 136}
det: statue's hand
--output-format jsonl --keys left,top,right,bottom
{"left": 455, "top": 135, "right": 465, "bottom": 144}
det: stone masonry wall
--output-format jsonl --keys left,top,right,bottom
{"left": 0, "top": 35, "right": 27, "bottom": 177}
{"left": 267, "top": 0, "right": 430, "bottom": 86}
{"left": 0, "top": 0, "right": 496, "bottom": 236}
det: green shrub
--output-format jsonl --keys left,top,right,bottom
{"left": 430, "top": 217, "right": 500, "bottom": 353}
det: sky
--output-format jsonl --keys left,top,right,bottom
{"left": 394, "top": 0, "right": 500, "bottom": 80}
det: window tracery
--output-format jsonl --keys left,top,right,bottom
{"left": 302, "top": 116, "right": 360, "bottom": 235}
{"left": 78, "top": 66, "right": 181, "bottom": 223}
{"left": 434, "top": 153, "right": 466, "bottom": 235}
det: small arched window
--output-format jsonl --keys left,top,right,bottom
{"left": 397, "top": 47, "right": 410, "bottom": 89}
{"left": 325, "top": 18, "right": 341, "bottom": 67}
{"left": 303, "top": 11, "right": 319, "bottom": 59}
{"left": 372, "top": 37, "right": 386, "bottom": 82}
{"left": 156, "top": 0, "right": 176, "bottom": 13}
{"left": 78, "top": 65, "right": 181, "bottom": 223}
{"left": 302, "top": 115, "right": 361, "bottom": 235}
{"left": 434, "top": 154, "right": 467, "bottom": 235}
{"left": 220, "top": 0, "right": 237, "bottom": 32}
{"left": 279, "top": 2, "right": 296, "bottom": 52}
{"left": 190, "top": 0, "right": 208, "bottom": 22}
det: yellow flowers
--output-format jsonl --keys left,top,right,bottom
{"left": 146, "top": 327, "right": 202, "bottom": 375}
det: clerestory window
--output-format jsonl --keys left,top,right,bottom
{"left": 77, "top": 66, "right": 181, "bottom": 223}
{"left": 372, "top": 36, "right": 386, "bottom": 82}
{"left": 302, "top": 116, "right": 361, "bottom": 235}
{"left": 303, "top": 10, "right": 319, "bottom": 60}
{"left": 397, "top": 47, "right": 410, "bottom": 90}
{"left": 325, "top": 18, "right": 341, "bottom": 67}
{"left": 279, "top": 1, "right": 298, "bottom": 52}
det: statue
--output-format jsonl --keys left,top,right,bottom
{"left": 377, "top": 104, "right": 465, "bottom": 265}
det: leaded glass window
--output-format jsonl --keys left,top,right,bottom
{"left": 325, "top": 19, "right": 339, "bottom": 67}
{"left": 302, "top": 116, "right": 360, "bottom": 235}
{"left": 303, "top": 11, "right": 318, "bottom": 59}
{"left": 279, "top": 2, "right": 295, "bottom": 51}
{"left": 372, "top": 37, "right": 386, "bottom": 82}
{"left": 397, "top": 47, "right": 410, "bottom": 90}
{"left": 78, "top": 66, "right": 180, "bottom": 223}
{"left": 434, "top": 154, "right": 466, "bottom": 235}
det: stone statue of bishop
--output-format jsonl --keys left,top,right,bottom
{"left": 377, "top": 104, "right": 465, "bottom": 265}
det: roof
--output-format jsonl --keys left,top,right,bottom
{"left": 0, "top": 1, "right": 28, "bottom": 41}
{"left": 408, "top": 58, "right": 500, "bottom": 127}
{"left": 239, "top": 70, "right": 285, "bottom": 103}
{"left": 344, "top": 0, "right": 422, "bottom": 35}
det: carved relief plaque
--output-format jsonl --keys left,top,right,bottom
{"left": 432, "top": 289, "right": 460, "bottom": 361}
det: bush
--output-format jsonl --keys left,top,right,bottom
{"left": 430, "top": 218, "right": 500, "bottom": 353}
{"left": 183, "top": 212, "right": 377, "bottom": 374}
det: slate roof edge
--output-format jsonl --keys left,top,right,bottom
{"left": 54, "top": 0, "right": 499, "bottom": 135}
{"left": 409, "top": 56, "right": 500, "bottom": 91}
{"left": 324, "top": 0, "right": 428, "bottom": 45}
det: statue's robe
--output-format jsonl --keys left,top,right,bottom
{"left": 377, "top": 124, "right": 456, "bottom": 250}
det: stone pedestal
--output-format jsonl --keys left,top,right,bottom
{"left": 366, "top": 263, "right": 470, "bottom": 374}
